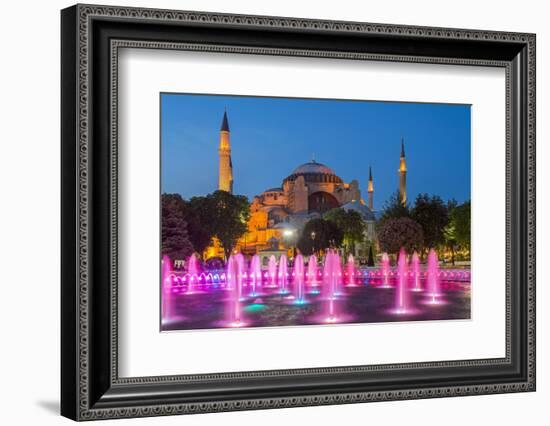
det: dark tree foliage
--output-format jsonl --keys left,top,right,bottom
{"left": 161, "top": 193, "right": 212, "bottom": 254}
{"left": 377, "top": 190, "right": 410, "bottom": 230}
{"left": 191, "top": 190, "right": 250, "bottom": 259}
{"left": 377, "top": 217, "right": 424, "bottom": 256}
{"left": 161, "top": 195, "right": 194, "bottom": 261}
{"left": 182, "top": 199, "right": 212, "bottom": 254}
{"left": 453, "top": 201, "right": 471, "bottom": 249}
{"left": 297, "top": 218, "right": 344, "bottom": 255}
{"left": 444, "top": 200, "right": 471, "bottom": 265}
{"left": 447, "top": 198, "right": 458, "bottom": 211}
{"left": 411, "top": 193, "right": 449, "bottom": 251}
{"left": 324, "top": 208, "right": 365, "bottom": 255}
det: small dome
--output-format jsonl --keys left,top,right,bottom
{"left": 341, "top": 200, "right": 376, "bottom": 221}
{"left": 292, "top": 161, "right": 335, "bottom": 175}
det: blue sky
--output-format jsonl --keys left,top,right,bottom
{"left": 161, "top": 93, "right": 471, "bottom": 210}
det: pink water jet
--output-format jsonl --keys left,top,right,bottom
{"left": 307, "top": 254, "right": 319, "bottom": 288}
{"left": 161, "top": 255, "right": 173, "bottom": 323}
{"left": 380, "top": 252, "right": 391, "bottom": 288}
{"left": 335, "top": 253, "right": 343, "bottom": 295}
{"left": 323, "top": 250, "right": 341, "bottom": 321}
{"left": 346, "top": 254, "right": 357, "bottom": 286}
{"left": 187, "top": 253, "right": 200, "bottom": 275}
{"left": 293, "top": 253, "right": 306, "bottom": 303}
{"left": 227, "top": 254, "right": 245, "bottom": 326}
{"left": 411, "top": 251, "right": 422, "bottom": 292}
{"left": 394, "top": 248, "right": 410, "bottom": 314}
{"left": 249, "top": 254, "right": 261, "bottom": 296}
{"left": 186, "top": 253, "right": 200, "bottom": 293}
{"left": 427, "top": 249, "right": 442, "bottom": 304}
{"left": 266, "top": 255, "right": 277, "bottom": 288}
{"left": 278, "top": 254, "right": 289, "bottom": 293}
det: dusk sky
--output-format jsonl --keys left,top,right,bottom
{"left": 161, "top": 93, "right": 471, "bottom": 210}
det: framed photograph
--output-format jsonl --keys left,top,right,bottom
{"left": 61, "top": 4, "right": 536, "bottom": 421}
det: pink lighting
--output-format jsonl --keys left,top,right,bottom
{"left": 161, "top": 255, "right": 173, "bottom": 323}
{"left": 323, "top": 250, "right": 341, "bottom": 322}
{"left": 267, "top": 255, "right": 277, "bottom": 288}
{"left": 293, "top": 254, "right": 306, "bottom": 303}
{"left": 249, "top": 254, "right": 261, "bottom": 296}
{"left": 186, "top": 254, "right": 200, "bottom": 294}
{"left": 307, "top": 254, "right": 319, "bottom": 288}
{"left": 394, "top": 248, "right": 410, "bottom": 314}
{"left": 411, "top": 251, "right": 422, "bottom": 292}
{"left": 226, "top": 254, "right": 246, "bottom": 326}
{"left": 426, "top": 249, "right": 443, "bottom": 304}
{"left": 161, "top": 247, "right": 470, "bottom": 330}
{"left": 278, "top": 254, "right": 289, "bottom": 294}
{"left": 346, "top": 254, "right": 357, "bottom": 286}
{"left": 380, "top": 252, "right": 391, "bottom": 288}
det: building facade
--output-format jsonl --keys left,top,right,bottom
{"left": 237, "top": 160, "right": 377, "bottom": 256}
{"left": 207, "top": 111, "right": 407, "bottom": 260}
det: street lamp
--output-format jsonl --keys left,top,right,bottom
{"left": 283, "top": 229, "right": 294, "bottom": 238}
{"left": 310, "top": 231, "right": 316, "bottom": 256}
{"left": 283, "top": 228, "right": 297, "bottom": 258}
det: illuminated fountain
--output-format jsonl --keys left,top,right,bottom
{"left": 227, "top": 254, "right": 245, "bottom": 326}
{"left": 161, "top": 255, "right": 173, "bottom": 323}
{"left": 323, "top": 250, "right": 340, "bottom": 322}
{"left": 278, "top": 254, "right": 289, "bottom": 294}
{"left": 394, "top": 248, "right": 409, "bottom": 314}
{"left": 161, "top": 242, "right": 470, "bottom": 330}
{"left": 267, "top": 255, "right": 277, "bottom": 288}
{"left": 380, "top": 252, "right": 391, "bottom": 288}
{"left": 293, "top": 253, "right": 306, "bottom": 304}
{"left": 411, "top": 251, "right": 422, "bottom": 292}
{"left": 345, "top": 254, "right": 357, "bottom": 286}
{"left": 307, "top": 254, "right": 319, "bottom": 291}
{"left": 427, "top": 248, "right": 442, "bottom": 304}
{"left": 249, "top": 254, "right": 261, "bottom": 296}
{"left": 186, "top": 253, "right": 200, "bottom": 293}
{"left": 335, "top": 253, "right": 343, "bottom": 295}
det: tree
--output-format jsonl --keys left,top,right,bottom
{"left": 297, "top": 218, "right": 344, "bottom": 255}
{"left": 161, "top": 195, "right": 194, "bottom": 260}
{"left": 443, "top": 220, "right": 457, "bottom": 265}
{"left": 377, "top": 190, "right": 410, "bottom": 230}
{"left": 411, "top": 194, "right": 449, "bottom": 252}
{"left": 445, "top": 200, "right": 471, "bottom": 264}
{"left": 182, "top": 201, "right": 212, "bottom": 254}
{"left": 377, "top": 217, "right": 424, "bottom": 256}
{"left": 453, "top": 201, "right": 471, "bottom": 249}
{"left": 197, "top": 190, "right": 250, "bottom": 260}
{"left": 161, "top": 193, "right": 212, "bottom": 254}
{"left": 324, "top": 208, "right": 365, "bottom": 255}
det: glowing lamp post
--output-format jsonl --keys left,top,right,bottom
{"left": 283, "top": 228, "right": 296, "bottom": 258}
{"left": 311, "top": 231, "right": 316, "bottom": 256}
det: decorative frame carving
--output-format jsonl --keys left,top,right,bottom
{"left": 61, "top": 4, "right": 536, "bottom": 421}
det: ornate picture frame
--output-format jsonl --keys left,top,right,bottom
{"left": 61, "top": 4, "right": 536, "bottom": 421}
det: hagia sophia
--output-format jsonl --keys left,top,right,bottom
{"left": 205, "top": 111, "right": 408, "bottom": 261}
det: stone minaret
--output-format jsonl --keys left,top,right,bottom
{"left": 398, "top": 138, "right": 407, "bottom": 205}
{"left": 218, "top": 111, "right": 233, "bottom": 193}
{"left": 367, "top": 166, "right": 374, "bottom": 210}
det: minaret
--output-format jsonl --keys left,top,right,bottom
{"left": 367, "top": 166, "right": 374, "bottom": 210}
{"left": 398, "top": 138, "right": 407, "bottom": 205}
{"left": 218, "top": 110, "right": 233, "bottom": 193}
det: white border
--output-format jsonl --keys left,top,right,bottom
{"left": 118, "top": 48, "right": 506, "bottom": 377}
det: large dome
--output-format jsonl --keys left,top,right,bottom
{"left": 284, "top": 160, "right": 342, "bottom": 185}
{"left": 292, "top": 161, "right": 335, "bottom": 175}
